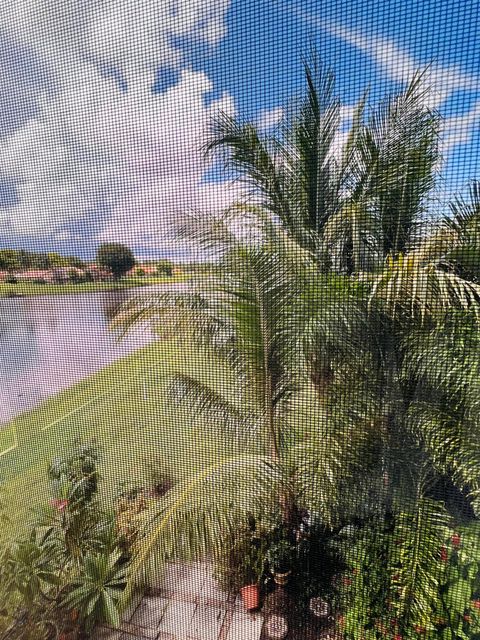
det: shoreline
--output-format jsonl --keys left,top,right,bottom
{"left": 0, "top": 274, "right": 189, "bottom": 298}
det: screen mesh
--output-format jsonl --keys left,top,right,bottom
{"left": 1, "top": 2, "right": 480, "bottom": 639}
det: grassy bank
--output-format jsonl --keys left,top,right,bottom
{"left": 0, "top": 339, "right": 244, "bottom": 537}
{"left": 0, "top": 275, "right": 189, "bottom": 298}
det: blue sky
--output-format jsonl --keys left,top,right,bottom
{"left": 0, "top": 0, "right": 479, "bottom": 259}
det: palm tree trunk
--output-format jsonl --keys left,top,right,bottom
{"left": 256, "top": 280, "right": 298, "bottom": 535}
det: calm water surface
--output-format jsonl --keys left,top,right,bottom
{"left": 0, "top": 286, "right": 180, "bottom": 424}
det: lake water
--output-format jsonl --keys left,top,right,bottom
{"left": 0, "top": 286, "right": 180, "bottom": 424}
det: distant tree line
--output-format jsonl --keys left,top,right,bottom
{"left": 0, "top": 248, "right": 85, "bottom": 272}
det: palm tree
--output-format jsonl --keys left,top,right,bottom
{"left": 205, "top": 56, "right": 439, "bottom": 275}
{"left": 114, "top": 225, "right": 379, "bottom": 596}
{"left": 201, "top": 56, "right": 480, "bottom": 633}
{"left": 115, "top": 57, "right": 480, "bottom": 636}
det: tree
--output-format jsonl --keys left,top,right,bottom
{"left": 205, "top": 57, "right": 439, "bottom": 275}
{"left": 0, "top": 249, "right": 20, "bottom": 273}
{"left": 114, "top": 218, "right": 378, "bottom": 597}
{"left": 96, "top": 243, "right": 135, "bottom": 279}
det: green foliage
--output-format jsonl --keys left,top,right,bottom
{"left": 113, "top": 52, "right": 480, "bottom": 638}
{"left": 266, "top": 538, "right": 296, "bottom": 573}
{"left": 0, "top": 249, "right": 21, "bottom": 272}
{"left": 0, "top": 440, "right": 129, "bottom": 639}
{"left": 96, "top": 242, "right": 135, "bottom": 279}
{"left": 341, "top": 512, "right": 480, "bottom": 640}
{"left": 0, "top": 248, "right": 84, "bottom": 272}
{"left": 48, "top": 439, "right": 100, "bottom": 506}
{"left": 62, "top": 549, "right": 127, "bottom": 632}
{"left": 213, "top": 522, "right": 268, "bottom": 591}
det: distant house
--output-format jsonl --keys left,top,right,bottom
{"left": 85, "top": 264, "right": 113, "bottom": 281}
{"left": 127, "top": 264, "right": 157, "bottom": 276}
{"left": 51, "top": 267, "right": 73, "bottom": 283}
{"left": 16, "top": 269, "right": 53, "bottom": 282}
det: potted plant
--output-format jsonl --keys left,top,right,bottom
{"left": 266, "top": 539, "right": 295, "bottom": 586}
{"left": 239, "top": 542, "right": 265, "bottom": 610}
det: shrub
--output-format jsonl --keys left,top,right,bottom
{"left": 340, "top": 515, "right": 480, "bottom": 640}
{"left": 0, "top": 440, "right": 129, "bottom": 640}
{"left": 157, "top": 259, "right": 174, "bottom": 276}
{"left": 4, "top": 275, "right": 17, "bottom": 284}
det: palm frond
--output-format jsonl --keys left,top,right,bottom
{"left": 123, "top": 453, "right": 283, "bottom": 599}
{"left": 359, "top": 69, "right": 440, "bottom": 257}
{"left": 168, "top": 373, "right": 262, "bottom": 443}
{"left": 203, "top": 113, "right": 295, "bottom": 238}
{"left": 285, "top": 58, "right": 342, "bottom": 242}
{"left": 389, "top": 496, "right": 451, "bottom": 626}
{"left": 407, "top": 403, "right": 480, "bottom": 513}
{"left": 368, "top": 252, "right": 480, "bottom": 319}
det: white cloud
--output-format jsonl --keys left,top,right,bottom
{"left": 286, "top": 6, "right": 480, "bottom": 156}
{"left": 321, "top": 20, "right": 479, "bottom": 109}
{"left": 0, "top": 0, "right": 230, "bottom": 86}
{"left": 257, "top": 107, "right": 283, "bottom": 131}
{"left": 0, "top": 0, "right": 236, "bottom": 256}
{"left": 441, "top": 101, "right": 480, "bottom": 152}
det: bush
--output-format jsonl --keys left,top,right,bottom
{"left": 5, "top": 275, "right": 17, "bottom": 284}
{"left": 339, "top": 515, "right": 480, "bottom": 640}
{"left": 157, "top": 259, "right": 174, "bottom": 276}
{"left": 0, "top": 440, "right": 130, "bottom": 640}
{"left": 114, "top": 470, "right": 174, "bottom": 550}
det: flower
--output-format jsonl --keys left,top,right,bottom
{"left": 414, "top": 625, "right": 426, "bottom": 634}
{"left": 440, "top": 546, "right": 448, "bottom": 562}
{"left": 50, "top": 498, "right": 68, "bottom": 512}
{"left": 451, "top": 533, "right": 461, "bottom": 548}
{"left": 393, "top": 635, "right": 403, "bottom": 640}
{"left": 472, "top": 599, "right": 480, "bottom": 610}
{"left": 336, "top": 615, "right": 345, "bottom": 628}
{"left": 342, "top": 577, "right": 352, "bottom": 586}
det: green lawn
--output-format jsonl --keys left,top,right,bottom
{"left": 0, "top": 275, "right": 189, "bottom": 298}
{"left": 0, "top": 339, "right": 243, "bottom": 538}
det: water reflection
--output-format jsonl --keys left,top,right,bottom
{"left": 0, "top": 288, "right": 156, "bottom": 424}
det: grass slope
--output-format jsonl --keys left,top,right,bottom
{"left": 0, "top": 339, "right": 242, "bottom": 538}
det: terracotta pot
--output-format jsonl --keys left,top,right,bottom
{"left": 273, "top": 570, "right": 291, "bottom": 586}
{"left": 240, "top": 584, "right": 260, "bottom": 610}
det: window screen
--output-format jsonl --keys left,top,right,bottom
{"left": 1, "top": 2, "right": 480, "bottom": 640}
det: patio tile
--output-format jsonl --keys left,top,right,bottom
{"left": 200, "top": 570, "right": 229, "bottom": 604}
{"left": 123, "top": 591, "right": 144, "bottom": 622}
{"left": 157, "top": 599, "right": 197, "bottom": 636}
{"left": 131, "top": 596, "right": 168, "bottom": 629}
{"left": 158, "top": 562, "right": 208, "bottom": 599}
{"left": 226, "top": 607, "right": 263, "bottom": 640}
{"left": 189, "top": 603, "right": 226, "bottom": 640}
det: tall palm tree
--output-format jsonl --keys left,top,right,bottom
{"left": 114, "top": 225, "right": 378, "bottom": 596}
{"left": 115, "top": 58, "right": 480, "bottom": 636}
{"left": 201, "top": 57, "right": 480, "bottom": 633}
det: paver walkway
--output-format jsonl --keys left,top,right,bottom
{"left": 93, "top": 561, "right": 264, "bottom": 640}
